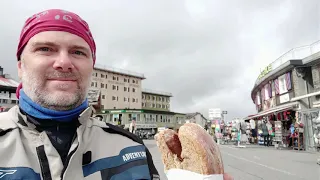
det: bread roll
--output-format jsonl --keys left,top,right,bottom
{"left": 155, "top": 123, "right": 224, "bottom": 175}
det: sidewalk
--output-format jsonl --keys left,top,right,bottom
{"left": 219, "top": 142, "right": 319, "bottom": 154}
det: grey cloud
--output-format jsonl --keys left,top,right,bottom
{"left": 0, "top": 0, "right": 319, "bottom": 120}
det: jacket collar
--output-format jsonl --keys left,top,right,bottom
{"left": 12, "top": 105, "right": 95, "bottom": 129}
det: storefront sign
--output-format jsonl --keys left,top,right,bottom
{"left": 279, "top": 93, "right": 290, "bottom": 103}
{"left": 258, "top": 64, "right": 272, "bottom": 80}
{"left": 101, "top": 110, "right": 144, "bottom": 114}
{"left": 126, "top": 123, "right": 157, "bottom": 129}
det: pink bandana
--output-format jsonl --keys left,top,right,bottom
{"left": 16, "top": 9, "right": 96, "bottom": 99}
{"left": 17, "top": 9, "right": 96, "bottom": 62}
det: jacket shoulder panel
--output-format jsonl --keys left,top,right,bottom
{"left": 103, "top": 122, "right": 144, "bottom": 145}
{"left": 0, "top": 106, "right": 19, "bottom": 135}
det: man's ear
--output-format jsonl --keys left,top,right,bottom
{"left": 17, "top": 61, "right": 22, "bottom": 80}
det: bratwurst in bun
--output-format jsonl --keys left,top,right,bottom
{"left": 155, "top": 123, "right": 224, "bottom": 175}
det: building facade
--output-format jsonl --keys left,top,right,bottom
{"left": 185, "top": 112, "right": 208, "bottom": 128}
{"left": 0, "top": 67, "right": 19, "bottom": 111}
{"left": 244, "top": 40, "right": 320, "bottom": 151}
{"left": 141, "top": 89, "right": 172, "bottom": 111}
{"left": 90, "top": 64, "right": 145, "bottom": 110}
{"left": 91, "top": 64, "right": 187, "bottom": 134}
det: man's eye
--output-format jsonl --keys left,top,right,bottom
{"left": 38, "top": 47, "right": 50, "bottom": 51}
{"left": 74, "top": 51, "right": 86, "bottom": 56}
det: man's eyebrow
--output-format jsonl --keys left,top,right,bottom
{"left": 31, "top": 41, "right": 57, "bottom": 47}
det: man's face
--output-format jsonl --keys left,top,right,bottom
{"left": 18, "top": 31, "right": 93, "bottom": 111}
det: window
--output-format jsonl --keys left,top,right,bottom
{"left": 142, "top": 95, "right": 145, "bottom": 99}
{"left": 159, "top": 97, "right": 162, "bottom": 101}
{"left": 113, "top": 85, "right": 116, "bottom": 90}
{"left": 105, "top": 84, "right": 107, "bottom": 89}
{"left": 147, "top": 95, "right": 150, "bottom": 100}
{"left": 117, "top": 86, "right": 119, "bottom": 90}
{"left": 101, "top": 83, "right": 104, "bottom": 88}
{"left": 124, "top": 78, "right": 127, "bottom": 82}
{"left": 101, "top": 74, "right": 105, "bottom": 78}
{"left": 95, "top": 82, "right": 97, "bottom": 87}
{"left": 132, "top": 88, "right": 135, "bottom": 92}
{"left": 91, "top": 82, "right": 94, "bottom": 87}
{"left": 128, "top": 87, "right": 130, "bottom": 92}
{"left": 112, "top": 96, "right": 116, "bottom": 101}
{"left": 124, "top": 87, "right": 127, "bottom": 91}
{"left": 102, "top": 95, "right": 105, "bottom": 99}
{"left": 152, "top": 103, "right": 155, "bottom": 108}
{"left": 124, "top": 97, "right": 127, "bottom": 102}
{"left": 113, "top": 76, "right": 116, "bottom": 80}
{"left": 278, "top": 75, "right": 287, "bottom": 94}
{"left": 117, "top": 77, "right": 119, "bottom": 81}
{"left": 132, "top": 79, "right": 136, "bottom": 83}
{"left": 152, "top": 96, "right": 155, "bottom": 101}
{"left": 132, "top": 98, "right": 136, "bottom": 102}
{"left": 162, "top": 104, "right": 165, "bottom": 108}
{"left": 95, "top": 73, "right": 98, "bottom": 77}
{"left": 142, "top": 103, "right": 145, "bottom": 107}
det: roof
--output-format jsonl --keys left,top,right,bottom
{"left": 185, "top": 112, "right": 208, "bottom": 121}
{"left": 0, "top": 76, "right": 19, "bottom": 88}
{"left": 142, "top": 89, "right": 173, "bottom": 97}
{"left": 94, "top": 64, "right": 146, "bottom": 79}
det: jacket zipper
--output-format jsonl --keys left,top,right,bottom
{"left": 60, "top": 144, "right": 79, "bottom": 179}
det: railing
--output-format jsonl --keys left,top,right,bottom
{"left": 142, "top": 88, "right": 173, "bottom": 97}
{"left": 255, "top": 40, "right": 320, "bottom": 85}
{"left": 94, "top": 63, "right": 145, "bottom": 79}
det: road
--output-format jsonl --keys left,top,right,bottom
{"left": 144, "top": 140, "right": 320, "bottom": 180}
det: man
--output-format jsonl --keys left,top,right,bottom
{"left": 261, "top": 120, "right": 270, "bottom": 146}
{"left": 0, "top": 9, "right": 159, "bottom": 180}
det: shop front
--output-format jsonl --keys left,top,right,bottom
{"left": 299, "top": 108, "right": 320, "bottom": 152}
{"left": 244, "top": 102, "right": 300, "bottom": 148}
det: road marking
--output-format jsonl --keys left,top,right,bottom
{"left": 222, "top": 151, "right": 296, "bottom": 176}
{"left": 253, "top": 156, "right": 260, "bottom": 160}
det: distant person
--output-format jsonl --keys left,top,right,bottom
{"left": 262, "top": 120, "right": 270, "bottom": 146}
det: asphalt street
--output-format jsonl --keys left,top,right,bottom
{"left": 144, "top": 140, "right": 320, "bottom": 180}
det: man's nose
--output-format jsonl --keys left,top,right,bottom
{"left": 53, "top": 52, "right": 74, "bottom": 72}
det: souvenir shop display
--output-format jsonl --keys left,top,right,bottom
{"left": 312, "top": 111, "right": 320, "bottom": 151}
{"left": 273, "top": 121, "right": 282, "bottom": 148}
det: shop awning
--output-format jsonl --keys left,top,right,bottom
{"left": 243, "top": 101, "right": 299, "bottom": 120}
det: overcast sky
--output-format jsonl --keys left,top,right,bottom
{"left": 0, "top": 0, "right": 319, "bottom": 120}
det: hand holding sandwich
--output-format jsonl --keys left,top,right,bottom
{"left": 155, "top": 123, "right": 233, "bottom": 180}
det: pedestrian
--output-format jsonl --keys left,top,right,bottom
{"left": 262, "top": 120, "right": 270, "bottom": 146}
{"left": 0, "top": 9, "right": 159, "bottom": 180}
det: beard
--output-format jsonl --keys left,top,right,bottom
{"left": 21, "top": 69, "right": 90, "bottom": 111}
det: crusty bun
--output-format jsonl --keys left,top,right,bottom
{"left": 155, "top": 123, "right": 224, "bottom": 175}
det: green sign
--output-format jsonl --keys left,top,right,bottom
{"left": 258, "top": 64, "right": 272, "bottom": 80}
{"left": 101, "top": 110, "right": 144, "bottom": 114}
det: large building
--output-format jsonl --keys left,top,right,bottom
{"left": 91, "top": 64, "right": 187, "bottom": 134}
{"left": 90, "top": 64, "right": 145, "bottom": 110}
{"left": 244, "top": 40, "right": 320, "bottom": 151}
{"left": 142, "top": 89, "right": 171, "bottom": 111}
{"left": 0, "top": 66, "right": 19, "bottom": 111}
